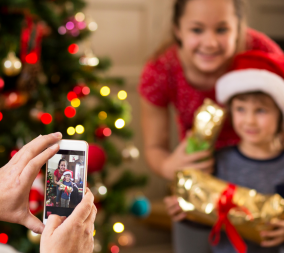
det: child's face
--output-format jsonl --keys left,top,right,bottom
{"left": 65, "top": 174, "right": 71, "bottom": 182}
{"left": 59, "top": 161, "right": 66, "bottom": 173}
{"left": 175, "top": 0, "right": 238, "bottom": 74}
{"left": 231, "top": 96, "right": 280, "bottom": 146}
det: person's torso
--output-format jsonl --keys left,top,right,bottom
{"left": 61, "top": 181, "right": 72, "bottom": 199}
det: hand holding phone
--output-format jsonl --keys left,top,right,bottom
{"left": 43, "top": 140, "right": 88, "bottom": 223}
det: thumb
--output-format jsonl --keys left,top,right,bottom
{"left": 44, "top": 215, "right": 66, "bottom": 236}
{"left": 186, "top": 130, "right": 193, "bottom": 138}
{"left": 22, "top": 213, "right": 45, "bottom": 234}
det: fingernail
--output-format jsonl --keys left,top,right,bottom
{"left": 50, "top": 144, "right": 59, "bottom": 150}
{"left": 53, "top": 132, "right": 62, "bottom": 138}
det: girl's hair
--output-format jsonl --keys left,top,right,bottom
{"left": 229, "top": 92, "right": 283, "bottom": 134}
{"left": 153, "top": 0, "right": 247, "bottom": 59}
{"left": 57, "top": 158, "right": 68, "bottom": 169}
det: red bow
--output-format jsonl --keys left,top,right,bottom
{"left": 64, "top": 186, "right": 69, "bottom": 196}
{"left": 209, "top": 184, "right": 248, "bottom": 253}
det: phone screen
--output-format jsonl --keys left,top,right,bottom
{"left": 45, "top": 149, "right": 85, "bottom": 218}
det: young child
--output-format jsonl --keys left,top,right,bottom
{"left": 60, "top": 171, "right": 73, "bottom": 208}
{"left": 214, "top": 50, "right": 284, "bottom": 253}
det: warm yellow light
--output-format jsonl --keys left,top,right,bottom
{"left": 67, "top": 127, "right": 76, "bottom": 135}
{"left": 88, "top": 21, "right": 98, "bottom": 31}
{"left": 76, "top": 125, "right": 85, "bottom": 134}
{"left": 100, "top": 86, "right": 110, "bottom": 96}
{"left": 93, "top": 230, "right": 96, "bottom": 237}
{"left": 113, "top": 222, "right": 124, "bottom": 233}
{"left": 117, "top": 90, "right": 127, "bottom": 100}
{"left": 115, "top": 119, "right": 125, "bottom": 129}
{"left": 71, "top": 98, "right": 81, "bottom": 107}
{"left": 98, "top": 111, "right": 107, "bottom": 120}
{"left": 75, "top": 12, "right": 85, "bottom": 22}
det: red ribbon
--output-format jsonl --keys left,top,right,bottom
{"left": 209, "top": 184, "right": 247, "bottom": 253}
{"left": 64, "top": 186, "right": 69, "bottom": 196}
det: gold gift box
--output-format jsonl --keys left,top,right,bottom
{"left": 59, "top": 184, "right": 72, "bottom": 193}
{"left": 175, "top": 169, "right": 284, "bottom": 244}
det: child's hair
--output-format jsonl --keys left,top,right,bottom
{"left": 57, "top": 158, "right": 68, "bottom": 169}
{"left": 229, "top": 91, "right": 283, "bottom": 134}
{"left": 153, "top": 0, "right": 247, "bottom": 59}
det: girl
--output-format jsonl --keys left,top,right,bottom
{"left": 139, "top": 0, "right": 283, "bottom": 252}
{"left": 53, "top": 158, "right": 67, "bottom": 207}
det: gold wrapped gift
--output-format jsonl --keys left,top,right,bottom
{"left": 175, "top": 169, "right": 284, "bottom": 244}
{"left": 186, "top": 99, "right": 225, "bottom": 153}
{"left": 59, "top": 184, "right": 72, "bottom": 193}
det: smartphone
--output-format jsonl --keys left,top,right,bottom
{"left": 43, "top": 139, "right": 88, "bottom": 224}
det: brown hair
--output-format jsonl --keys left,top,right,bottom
{"left": 57, "top": 158, "right": 68, "bottom": 170}
{"left": 229, "top": 92, "right": 283, "bottom": 134}
{"left": 153, "top": 0, "right": 247, "bottom": 59}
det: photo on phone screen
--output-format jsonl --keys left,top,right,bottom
{"left": 45, "top": 149, "right": 85, "bottom": 218}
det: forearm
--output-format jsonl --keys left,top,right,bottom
{"left": 145, "top": 146, "right": 172, "bottom": 180}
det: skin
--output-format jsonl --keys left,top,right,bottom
{"left": 142, "top": 0, "right": 240, "bottom": 221}
{"left": 54, "top": 161, "right": 67, "bottom": 186}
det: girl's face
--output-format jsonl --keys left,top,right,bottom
{"left": 175, "top": 0, "right": 239, "bottom": 74}
{"left": 59, "top": 161, "right": 67, "bottom": 173}
{"left": 231, "top": 96, "right": 280, "bottom": 146}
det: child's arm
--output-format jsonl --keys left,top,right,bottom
{"left": 261, "top": 219, "right": 284, "bottom": 247}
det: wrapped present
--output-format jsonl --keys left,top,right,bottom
{"left": 186, "top": 99, "right": 225, "bottom": 153}
{"left": 59, "top": 175, "right": 64, "bottom": 183}
{"left": 46, "top": 199, "right": 54, "bottom": 206}
{"left": 59, "top": 184, "right": 72, "bottom": 195}
{"left": 78, "top": 188, "right": 83, "bottom": 193}
{"left": 175, "top": 169, "right": 284, "bottom": 251}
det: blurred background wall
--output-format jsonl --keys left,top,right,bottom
{"left": 83, "top": 0, "right": 284, "bottom": 252}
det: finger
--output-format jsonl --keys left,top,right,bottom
{"left": 67, "top": 188, "right": 94, "bottom": 224}
{"left": 22, "top": 212, "right": 45, "bottom": 234}
{"left": 184, "top": 158, "right": 214, "bottom": 171}
{"left": 84, "top": 204, "right": 97, "bottom": 233}
{"left": 164, "top": 196, "right": 178, "bottom": 207}
{"left": 168, "top": 203, "right": 183, "bottom": 216}
{"left": 43, "top": 215, "right": 66, "bottom": 236}
{"left": 20, "top": 142, "right": 60, "bottom": 187}
{"left": 261, "top": 237, "right": 284, "bottom": 247}
{"left": 183, "top": 150, "right": 212, "bottom": 164}
{"left": 17, "top": 133, "right": 62, "bottom": 169}
{"left": 261, "top": 228, "right": 284, "bottom": 238}
{"left": 172, "top": 212, "right": 187, "bottom": 222}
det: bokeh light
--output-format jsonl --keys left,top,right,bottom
{"left": 66, "top": 21, "right": 74, "bottom": 30}
{"left": 113, "top": 222, "right": 124, "bottom": 233}
{"left": 64, "top": 106, "right": 76, "bottom": 118}
{"left": 58, "top": 26, "right": 66, "bottom": 35}
{"left": 88, "top": 21, "right": 98, "bottom": 31}
{"left": 115, "top": 119, "right": 125, "bottom": 129}
{"left": 71, "top": 98, "right": 81, "bottom": 107}
{"left": 67, "top": 91, "right": 77, "bottom": 101}
{"left": 98, "top": 185, "right": 107, "bottom": 195}
{"left": 98, "top": 111, "right": 107, "bottom": 120}
{"left": 0, "top": 78, "right": 4, "bottom": 89}
{"left": 88, "top": 57, "right": 99, "bottom": 66}
{"left": 67, "top": 127, "right": 76, "bottom": 135}
{"left": 10, "top": 150, "right": 18, "bottom": 158}
{"left": 41, "top": 113, "right": 52, "bottom": 124}
{"left": 100, "top": 86, "right": 110, "bottom": 96}
{"left": 68, "top": 44, "right": 79, "bottom": 54}
{"left": 76, "top": 125, "right": 84, "bottom": 134}
{"left": 0, "top": 233, "right": 8, "bottom": 244}
{"left": 75, "top": 12, "right": 85, "bottom": 22}
{"left": 73, "top": 86, "right": 82, "bottom": 95}
{"left": 25, "top": 52, "right": 38, "bottom": 64}
{"left": 82, "top": 86, "right": 90, "bottom": 95}
{"left": 110, "top": 245, "right": 119, "bottom": 253}
{"left": 103, "top": 128, "right": 112, "bottom": 137}
{"left": 117, "top": 90, "right": 127, "bottom": 100}
{"left": 0, "top": 112, "right": 2, "bottom": 121}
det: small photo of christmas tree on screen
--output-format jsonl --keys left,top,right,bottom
{"left": 0, "top": 1, "right": 147, "bottom": 252}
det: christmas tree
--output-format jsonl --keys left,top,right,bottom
{"left": 0, "top": 1, "right": 147, "bottom": 252}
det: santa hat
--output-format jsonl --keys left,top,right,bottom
{"left": 63, "top": 171, "right": 72, "bottom": 177}
{"left": 216, "top": 51, "right": 284, "bottom": 114}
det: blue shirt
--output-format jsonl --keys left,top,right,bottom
{"left": 61, "top": 181, "right": 73, "bottom": 200}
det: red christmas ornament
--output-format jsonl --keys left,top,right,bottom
{"left": 67, "top": 91, "right": 77, "bottom": 101}
{"left": 88, "top": 144, "right": 106, "bottom": 173}
{"left": 68, "top": 43, "right": 79, "bottom": 54}
{"left": 95, "top": 126, "right": 111, "bottom": 139}
{"left": 0, "top": 78, "right": 4, "bottom": 90}
{"left": 41, "top": 113, "right": 52, "bottom": 124}
{"left": 0, "top": 233, "right": 8, "bottom": 244}
{"left": 29, "top": 172, "right": 44, "bottom": 215}
{"left": 0, "top": 112, "right": 2, "bottom": 121}
{"left": 64, "top": 106, "right": 76, "bottom": 118}
{"left": 25, "top": 52, "right": 38, "bottom": 64}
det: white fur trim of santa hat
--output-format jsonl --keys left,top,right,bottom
{"left": 216, "top": 69, "right": 284, "bottom": 114}
{"left": 63, "top": 171, "right": 72, "bottom": 176}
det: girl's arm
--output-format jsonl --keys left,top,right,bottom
{"left": 53, "top": 174, "right": 60, "bottom": 186}
{"left": 141, "top": 98, "right": 214, "bottom": 181}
